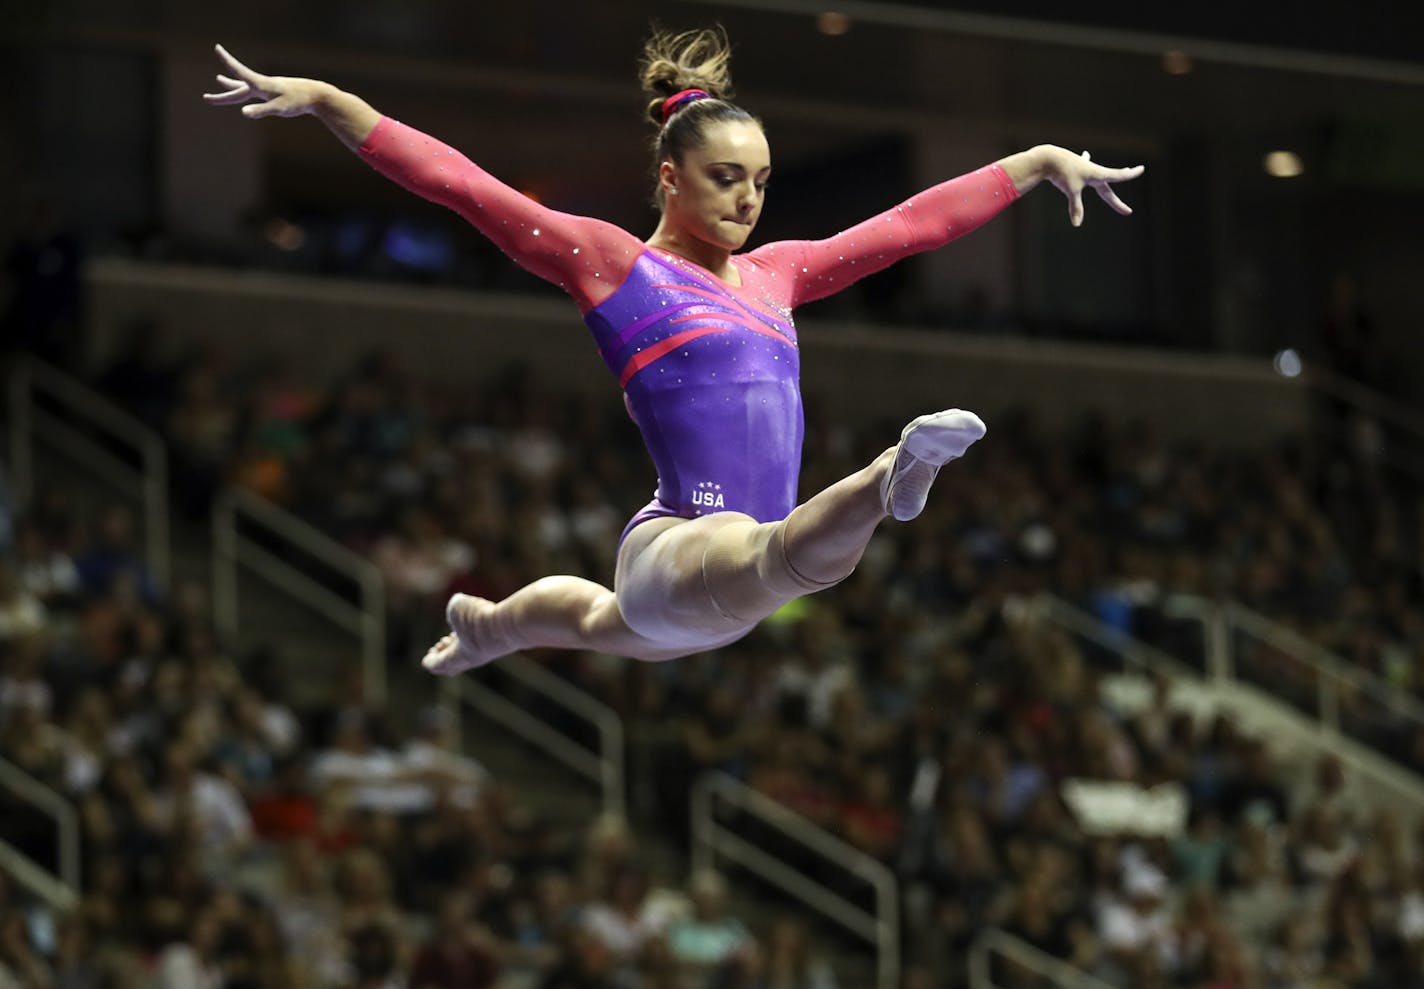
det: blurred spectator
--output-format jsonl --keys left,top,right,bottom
{"left": 270, "top": 838, "right": 349, "bottom": 985}
{"left": 580, "top": 864, "right": 670, "bottom": 968}
{"left": 310, "top": 710, "right": 437, "bottom": 816}
{"left": 12, "top": 521, "right": 80, "bottom": 612}
{"left": 151, "top": 902, "right": 224, "bottom": 989}
{"left": 1095, "top": 858, "right": 1177, "bottom": 983}
{"left": 349, "top": 920, "right": 404, "bottom": 989}
{"left": 150, "top": 739, "right": 254, "bottom": 864}
{"left": 408, "top": 890, "right": 501, "bottom": 989}
{"left": 539, "top": 926, "right": 620, "bottom": 989}
{"left": 402, "top": 705, "right": 492, "bottom": 811}
{"left": 740, "top": 918, "right": 837, "bottom": 989}
{"left": 666, "top": 870, "right": 751, "bottom": 978}
{"left": 0, "top": 563, "right": 45, "bottom": 645}
{"left": 73, "top": 504, "right": 159, "bottom": 605}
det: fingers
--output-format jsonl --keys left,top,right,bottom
{"left": 241, "top": 99, "right": 285, "bottom": 120}
{"left": 1067, "top": 151, "right": 1143, "bottom": 226}
{"left": 202, "top": 81, "right": 251, "bottom": 105}
{"left": 1092, "top": 181, "right": 1134, "bottom": 216}
{"left": 214, "top": 44, "right": 258, "bottom": 83}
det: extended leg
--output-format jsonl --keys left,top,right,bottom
{"left": 422, "top": 575, "right": 699, "bottom": 674}
{"left": 619, "top": 408, "right": 986, "bottom": 632}
{"left": 426, "top": 409, "right": 986, "bottom": 672}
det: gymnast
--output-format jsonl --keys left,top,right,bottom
{"left": 204, "top": 29, "right": 1142, "bottom": 672}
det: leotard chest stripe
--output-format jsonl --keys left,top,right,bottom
{"left": 653, "top": 283, "right": 795, "bottom": 344}
{"left": 667, "top": 309, "right": 795, "bottom": 346}
{"left": 609, "top": 300, "right": 705, "bottom": 352}
{"left": 643, "top": 251, "right": 796, "bottom": 336}
{"left": 618, "top": 325, "right": 730, "bottom": 388}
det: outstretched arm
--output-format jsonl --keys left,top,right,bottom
{"left": 762, "top": 146, "right": 1142, "bottom": 307}
{"left": 203, "top": 45, "right": 641, "bottom": 310}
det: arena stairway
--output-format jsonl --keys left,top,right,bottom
{"left": 175, "top": 505, "right": 880, "bottom": 984}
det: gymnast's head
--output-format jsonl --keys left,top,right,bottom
{"left": 640, "top": 26, "right": 770, "bottom": 250}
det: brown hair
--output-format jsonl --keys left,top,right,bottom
{"left": 639, "top": 26, "right": 760, "bottom": 205}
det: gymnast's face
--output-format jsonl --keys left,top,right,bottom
{"left": 661, "top": 120, "right": 771, "bottom": 251}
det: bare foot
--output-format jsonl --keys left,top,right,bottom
{"left": 421, "top": 594, "right": 505, "bottom": 676}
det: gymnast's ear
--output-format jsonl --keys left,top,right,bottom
{"left": 658, "top": 159, "right": 681, "bottom": 200}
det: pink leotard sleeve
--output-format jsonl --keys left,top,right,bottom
{"left": 746, "top": 163, "right": 1020, "bottom": 307}
{"left": 358, "top": 117, "right": 640, "bottom": 312}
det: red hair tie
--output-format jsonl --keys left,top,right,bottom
{"left": 661, "top": 89, "right": 711, "bottom": 124}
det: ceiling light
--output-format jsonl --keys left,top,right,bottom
{"left": 817, "top": 12, "right": 851, "bottom": 36}
{"left": 1161, "top": 51, "right": 1193, "bottom": 75}
{"left": 1263, "top": 151, "right": 1304, "bottom": 178}
{"left": 264, "top": 218, "right": 305, "bottom": 251}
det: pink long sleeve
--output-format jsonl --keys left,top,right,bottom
{"left": 747, "top": 163, "right": 1019, "bottom": 308}
{"left": 358, "top": 117, "right": 641, "bottom": 311}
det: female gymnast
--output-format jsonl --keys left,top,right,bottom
{"left": 205, "top": 29, "right": 1143, "bottom": 673}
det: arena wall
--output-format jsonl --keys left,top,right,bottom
{"left": 86, "top": 259, "right": 1312, "bottom": 446}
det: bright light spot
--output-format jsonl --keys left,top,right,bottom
{"left": 1161, "top": 51, "right": 1193, "bottom": 75}
{"left": 264, "top": 218, "right": 305, "bottom": 251}
{"left": 1273, "top": 348, "right": 1303, "bottom": 377}
{"left": 817, "top": 12, "right": 851, "bottom": 35}
{"left": 1264, "top": 150, "right": 1304, "bottom": 178}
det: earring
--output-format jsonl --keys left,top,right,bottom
{"left": 668, "top": 188, "right": 679, "bottom": 196}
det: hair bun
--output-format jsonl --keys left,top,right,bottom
{"left": 639, "top": 26, "right": 734, "bottom": 128}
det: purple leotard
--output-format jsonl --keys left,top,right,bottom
{"left": 359, "top": 118, "right": 1018, "bottom": 537}
{"left": 586, "top": 249, "right": 803, "bottom": 539}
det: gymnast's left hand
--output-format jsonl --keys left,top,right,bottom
{"left": 201, "top": 44, "right": 331, "bottom": 119}
{"left": 1000, "top": 145, "right": 1144, "bottom": 227}
{"left": 1043, "top": 147, "right": 1143, "bottom": 227}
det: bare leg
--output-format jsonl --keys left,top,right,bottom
{"left": 426, "top": 576, "right": 683, "bottom": 674}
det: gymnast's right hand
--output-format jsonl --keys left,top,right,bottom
{"left": 202, "top": 44, "right": 328, "bottom": 119}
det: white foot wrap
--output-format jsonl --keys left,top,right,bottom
{"left": 881, "top": 409, "right": 986, "bottom": 522}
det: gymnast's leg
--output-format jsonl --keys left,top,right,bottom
{"left": 423, "top": 573, "right": 721, "bottom": 673}
{"left": 422, "top": 407, "right": 985, "bottom": 672}
{"left": 620, "top": 408, "right": 987, "bottom": 633}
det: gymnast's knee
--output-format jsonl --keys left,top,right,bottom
{"left": 701, "top": 520, "right": 844, "bottom": 625}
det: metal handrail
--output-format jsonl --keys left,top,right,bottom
{"left": 0, "top": 756, "right": 80, "bottom": 897}
{"left": 691, "top": 772, "right": 899, "bottom": 989}
{"left": 444, "top": 657, "right": 625, "bottom": 817}
{"left": 1030, "top": 594, "right": 1197, "bottom": 679}
{"left": 213, "top": 487, "right": 625, "bottom": 813}
{"left": 0, "top": 839, "right": 79, "bottom": 912}
{"left": 1310, "top": 368, "right": 1424, "bottom": 438}
{"left": 968, "top": 928, "right": 1115, "bottom": 989}
{"left": 212, "top": 486, "right": 386, "bottom": 707}
{"left": 8, "top": 358, "right": 170, "bottom": 590}
{"left": 1165, "top": 594, "right": 1424, "bottom": 731}
{"left": 1034, "top": 591, "right": 1424, "bottom": 815}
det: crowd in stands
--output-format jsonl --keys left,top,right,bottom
{"left": 0, "top": 484, "right": 838, "bottom": 988}
{"left": 2, "top": 326, "right": 1423, "bottom": 989}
